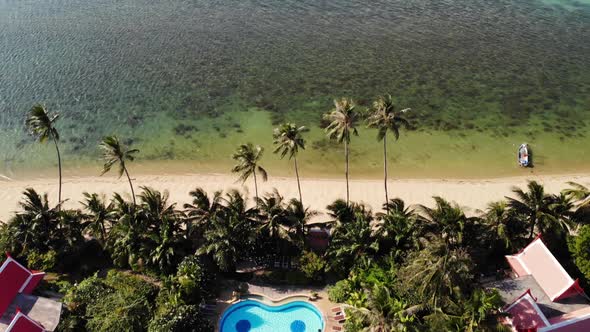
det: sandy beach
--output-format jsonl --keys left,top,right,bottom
{"left": 1, "top": 172, "right": 588, "bottom": 222}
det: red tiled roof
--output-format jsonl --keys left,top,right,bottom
{"left": 506, "top": 237, "right": 579, "bottom": 301}
{"left": 0, "top": 257, "right": 31, "bottom": 316}
{"left": 505, "top": 290, "right": 550, "bottom": 331}
{"left": 540, "top": 306, "right": 590, "bottom": 331}
{"left": 5, "top": 311, "right": 45, "bottom": 332}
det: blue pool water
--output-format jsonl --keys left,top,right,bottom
{"left": 219, "top": 300, "right": 324, "bottom": 332}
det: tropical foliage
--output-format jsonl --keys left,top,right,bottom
{"left": 25, "top": 104, "right": 63, "bottom": 208}
{"left": 99, "top": 135, "right": 139, "bottom": 204}
{"left": 273, "top": 123, "right": 308, "bottom": 203}
{"left": 231, "top": 143, "right": 268, "bottom": 201}
{"left": 367, "top": 95, "right": 411, "bottom": 207}
{"left": 324, "top": 98, "right": 360, "bottom": 203}
{"left": 1, "top": 176, "right": 588, "bottom": 331}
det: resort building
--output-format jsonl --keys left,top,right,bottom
{"left": 488, "top": 237, "right": 590, "bottom": 331}
{"left": 0, "top": 255, "right": 62, "bottom": 332}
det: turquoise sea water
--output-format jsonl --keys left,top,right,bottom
{"left": 1, "top": 0, "right": 589, "bottom": 178}
{"left": 219, "top": 300, "right": 324, "bottom": 332}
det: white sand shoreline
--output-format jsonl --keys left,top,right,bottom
{"left": 1, "top": 172, "right": 589, "bottom": 222}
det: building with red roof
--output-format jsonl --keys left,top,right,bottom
{"left": 0, "top": 255, "right": 62, "bottom": 332}
{"left": 506, "top": 237, "right": 583, "bottom": 302}
{"left": 487, "top": 237, "right": 590, "bottom": 332}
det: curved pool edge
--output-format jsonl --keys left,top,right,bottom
{"left": 218, "top": 298, "right": 326, "bottom": 332}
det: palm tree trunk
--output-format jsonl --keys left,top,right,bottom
{"left": 253, "top": 169, "right": 259, "bottom": 203}
{"left": 383, "top": 134, "right": 389, "bottom": 211}
{"left": 529, "top": 215, "right": 536, "bottom": 239}
{"left": 52, "top": 137, "right": 62, "bottom": 211}
{"left": 345, "top": 140, "right": 350, "bottom": 204}
{"left": 294, "top": 155, "right": 303, "bottom": 204}
{"left": 100, "top": 221, "right": 107, "bottom": 245}
{"left": 123, "top": 165, "right": 136, "bottom": 205}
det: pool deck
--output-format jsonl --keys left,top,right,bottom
{"left": 214, "top": 282, "right": 344, "bottom": 331}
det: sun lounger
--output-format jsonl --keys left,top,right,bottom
{"left": 331, "top": 306, "right": 342, "bottom": 313}
{"left": 0, "top": 256, "right": 32, "bottom": 316}
{"left": 5, "top": 310, "right": 45, "bottom": 332}
{"left": 332, "top": 326, "right": 342, "bottom": 331}
{"left": 332, "top": 314, "right": 345, "bottom": 322}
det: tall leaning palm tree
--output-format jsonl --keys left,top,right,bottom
{"left": 99, "top": 135, "right": 139, "bottom": 205}
{"left": 273, "top": 123, "right": 308, "bottom": 203}
{"left": 231, "top": 143, "right": 268, "bottom": 202}
{"left": 25, "top": 104, "right": 62, "bottom": 209}
{"left": 367, "top": 95, "right": 410, "bottom": 208}
{"left": 323, "top": 98, "right": 359, "bottom": 204}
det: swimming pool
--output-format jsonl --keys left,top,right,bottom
{"left": 219, "top": 300, "right": 324, "bottom": 332}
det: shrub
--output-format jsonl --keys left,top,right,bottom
{"left": 62, "top": 275, "right": 112, "bottom": 316}
{"left": 85, "top": 271, "right": 158, "bottom": 332}
{"left": 235, "top": 282, "right": 249, "bottom": 295}
{"left": 59, "top": 271, "right": 158, "bottom": 332}
{"left": 148, "top": 305, "right": 212, "bottom": 332}
{"left": 155, "top": 255, "right": 213, "bottom": 312}
{"left": 328, "top": 279, "right": 354, "bottom": 303}
{"left": 26, "top": 250, "right": 58, "bottom": 271}
{"left": 568, "top": 225, "right": 590, "bottom": 281}
{"left": 176, "top": 255, "right": 207, "bottom": 303}
{"left": 298, "top": 251, "right": 326, "bottom": 282}
{"left": 0, "top": 224, "right": 10, "bottom": 253}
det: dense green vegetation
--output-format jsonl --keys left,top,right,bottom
{"left": 1, "top": 178, "right": 588, "bottom": 331}
{"left": 2, "top": 101, "right": 589, "bottom": 331}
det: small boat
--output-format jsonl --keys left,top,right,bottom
{"left": 518, "top": 143, "right": 530, "bottom": 167}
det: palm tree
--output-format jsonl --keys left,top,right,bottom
{"left": 197, "top": 212, "right": 255, "bottom": 273}
{"left": 137, "top": 187, "right": 180, "bottom": 228}
{"left": 563, "top": 182, "right": 590, "bottom": 225}
{"left": 419, "top": 197, "right": 476, "bottom": 248}
{"left": 481, "top": 200, "right": 528, "bottom": 252}
{"left": 137, "top": 187, "right": 184, "bottom": 274}
{"left": 327, "top": 213, "right": 378, "bottom": 276}
{"left": 323, "top": 98, "right": 360, "bottom": 204}
{"left": 367, "top": 95, "right": 410, "bottom": 209}
{"left": 402, "top": 242, "right": 474, "bottom": 310}
{"left": 273, "top": 123, "right": 309, "bottom": 203}
{"left": 80, "top": 192, "right": 113, "bottom": 245}
{"left": 25, "top": 104, "right": 63, "bottom": 209}
{"left": 108, "top": 193, "right": 144, "bottom": 268}
{"left": 459, "top": 289, "right": 505, "bottom": 332}
{"left": 99, "top": 136, "right": 139, "bottom": 205}
{"left": 11, "top": 188, "right": 59, "bottom": 254}
{"left": 231, "top": 143, "right": 268, "bottom": 202}
{"left": 255, "top": 189, "right": 290, "bottom": 243}
{"left": 183, "top": 188, "right": 223, "bottom": 239}
{"left": 327, "top": 199, "right": 372, "bottom": 225}
{"left": 285, "top": 198, "right": 319, "bottom": 247}
{"left": 376, "top": 198, "right": 420, "bottom": 258}
{"left": 221, "top": 189, "right": 258, "bottom": 224}
{"left": 506, "top": 181, "right": 554, "bottom": 240}
{"left": 563, "top": 182, "right": 590, "bottom": 206}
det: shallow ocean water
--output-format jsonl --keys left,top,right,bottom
{"left": 1, "top": 0, "right": 589, "bottom": 178}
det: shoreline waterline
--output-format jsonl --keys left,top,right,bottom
{"left": 4, "top": 149, "right": 590, "bottom": 182}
